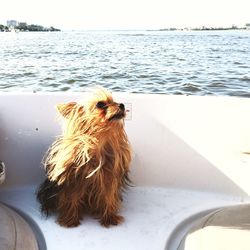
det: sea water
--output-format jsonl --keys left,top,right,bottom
{"left": 0, "top": 30, "right": 249, "bottom": 96}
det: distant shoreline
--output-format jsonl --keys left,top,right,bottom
{"left": 156, "top": 26, "right": 249, "bottom": 32}
{"left": 0, "top": 23, "right": 60, "bottom": 32}
{"left": 1, "top": 25, "right": 249, "bottom": 33}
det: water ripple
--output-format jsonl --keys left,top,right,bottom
{"left": 0, "top": 30, "right": 249, "bottom": 97}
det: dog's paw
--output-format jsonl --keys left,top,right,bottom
{"left": 100, "top": 214, "right": 124, "bottom": 227}
{"left": 57, "top": 218, "right": 81, "bottom": 228}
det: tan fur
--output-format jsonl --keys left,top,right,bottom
{"left": 37, "top": 88, "right": 131, "bottom": 227}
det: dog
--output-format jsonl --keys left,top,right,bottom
{"left": 37, "top": 88, "right": 132, "bottom": 227}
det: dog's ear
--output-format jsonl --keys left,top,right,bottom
{"left": 57, "top": 102, "right": 77, "bottom": 118}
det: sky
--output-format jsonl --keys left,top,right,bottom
{"left": 0, "top": 0, "right": 249, "bottom": 30}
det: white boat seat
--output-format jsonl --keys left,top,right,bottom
{"left": 178, "top": 204, "right": 250, "bottom": 250}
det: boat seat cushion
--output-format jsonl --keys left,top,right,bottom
{"left": 0, "top": 203, "right": 38, "bottom": 250}
{"left": 179, "top": 204, "right": 250, "bottom": 250}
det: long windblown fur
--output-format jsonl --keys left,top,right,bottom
{"left": 37, "top": 88, "right": 132, "bottom": 227}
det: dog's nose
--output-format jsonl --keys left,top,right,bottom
{"left": 119, "top": 103, "right": 125, "bottom": 111}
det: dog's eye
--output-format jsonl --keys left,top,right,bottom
{"left": 96, "top": 101, "right": 107, "bottom": 109}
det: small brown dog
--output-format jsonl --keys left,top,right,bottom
{"left": 37, "top": 88, "right": 131, "bottom": 227}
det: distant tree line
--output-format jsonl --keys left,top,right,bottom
{"left": 158, "top": 24, "right": 250, "bottom": 32}
{"left": 0, "top": 24, "right": 8, "bottom": 32}
{"left": 0, "top": 23, "right": 61, "bottom": 32}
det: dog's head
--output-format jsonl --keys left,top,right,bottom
{"left": 57, "top": 88, "right": 126, "bottom": 135}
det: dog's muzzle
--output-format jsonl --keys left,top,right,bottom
{"left": 108, "top": 103, "right": 126, "bottom": 121}
{"left": 119, "top": 103, "right": 125, "bottom": 112}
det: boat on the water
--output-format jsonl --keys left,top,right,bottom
{"left": 0, "top": 92, "right": 250, "bottom": 250}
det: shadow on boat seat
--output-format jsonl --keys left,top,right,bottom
{"left": 178, "top": 204, "right": 250, "bottom": 250}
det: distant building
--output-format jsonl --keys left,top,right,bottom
{"left": 7, "top": 20, "right": 18, "bottom": 27}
